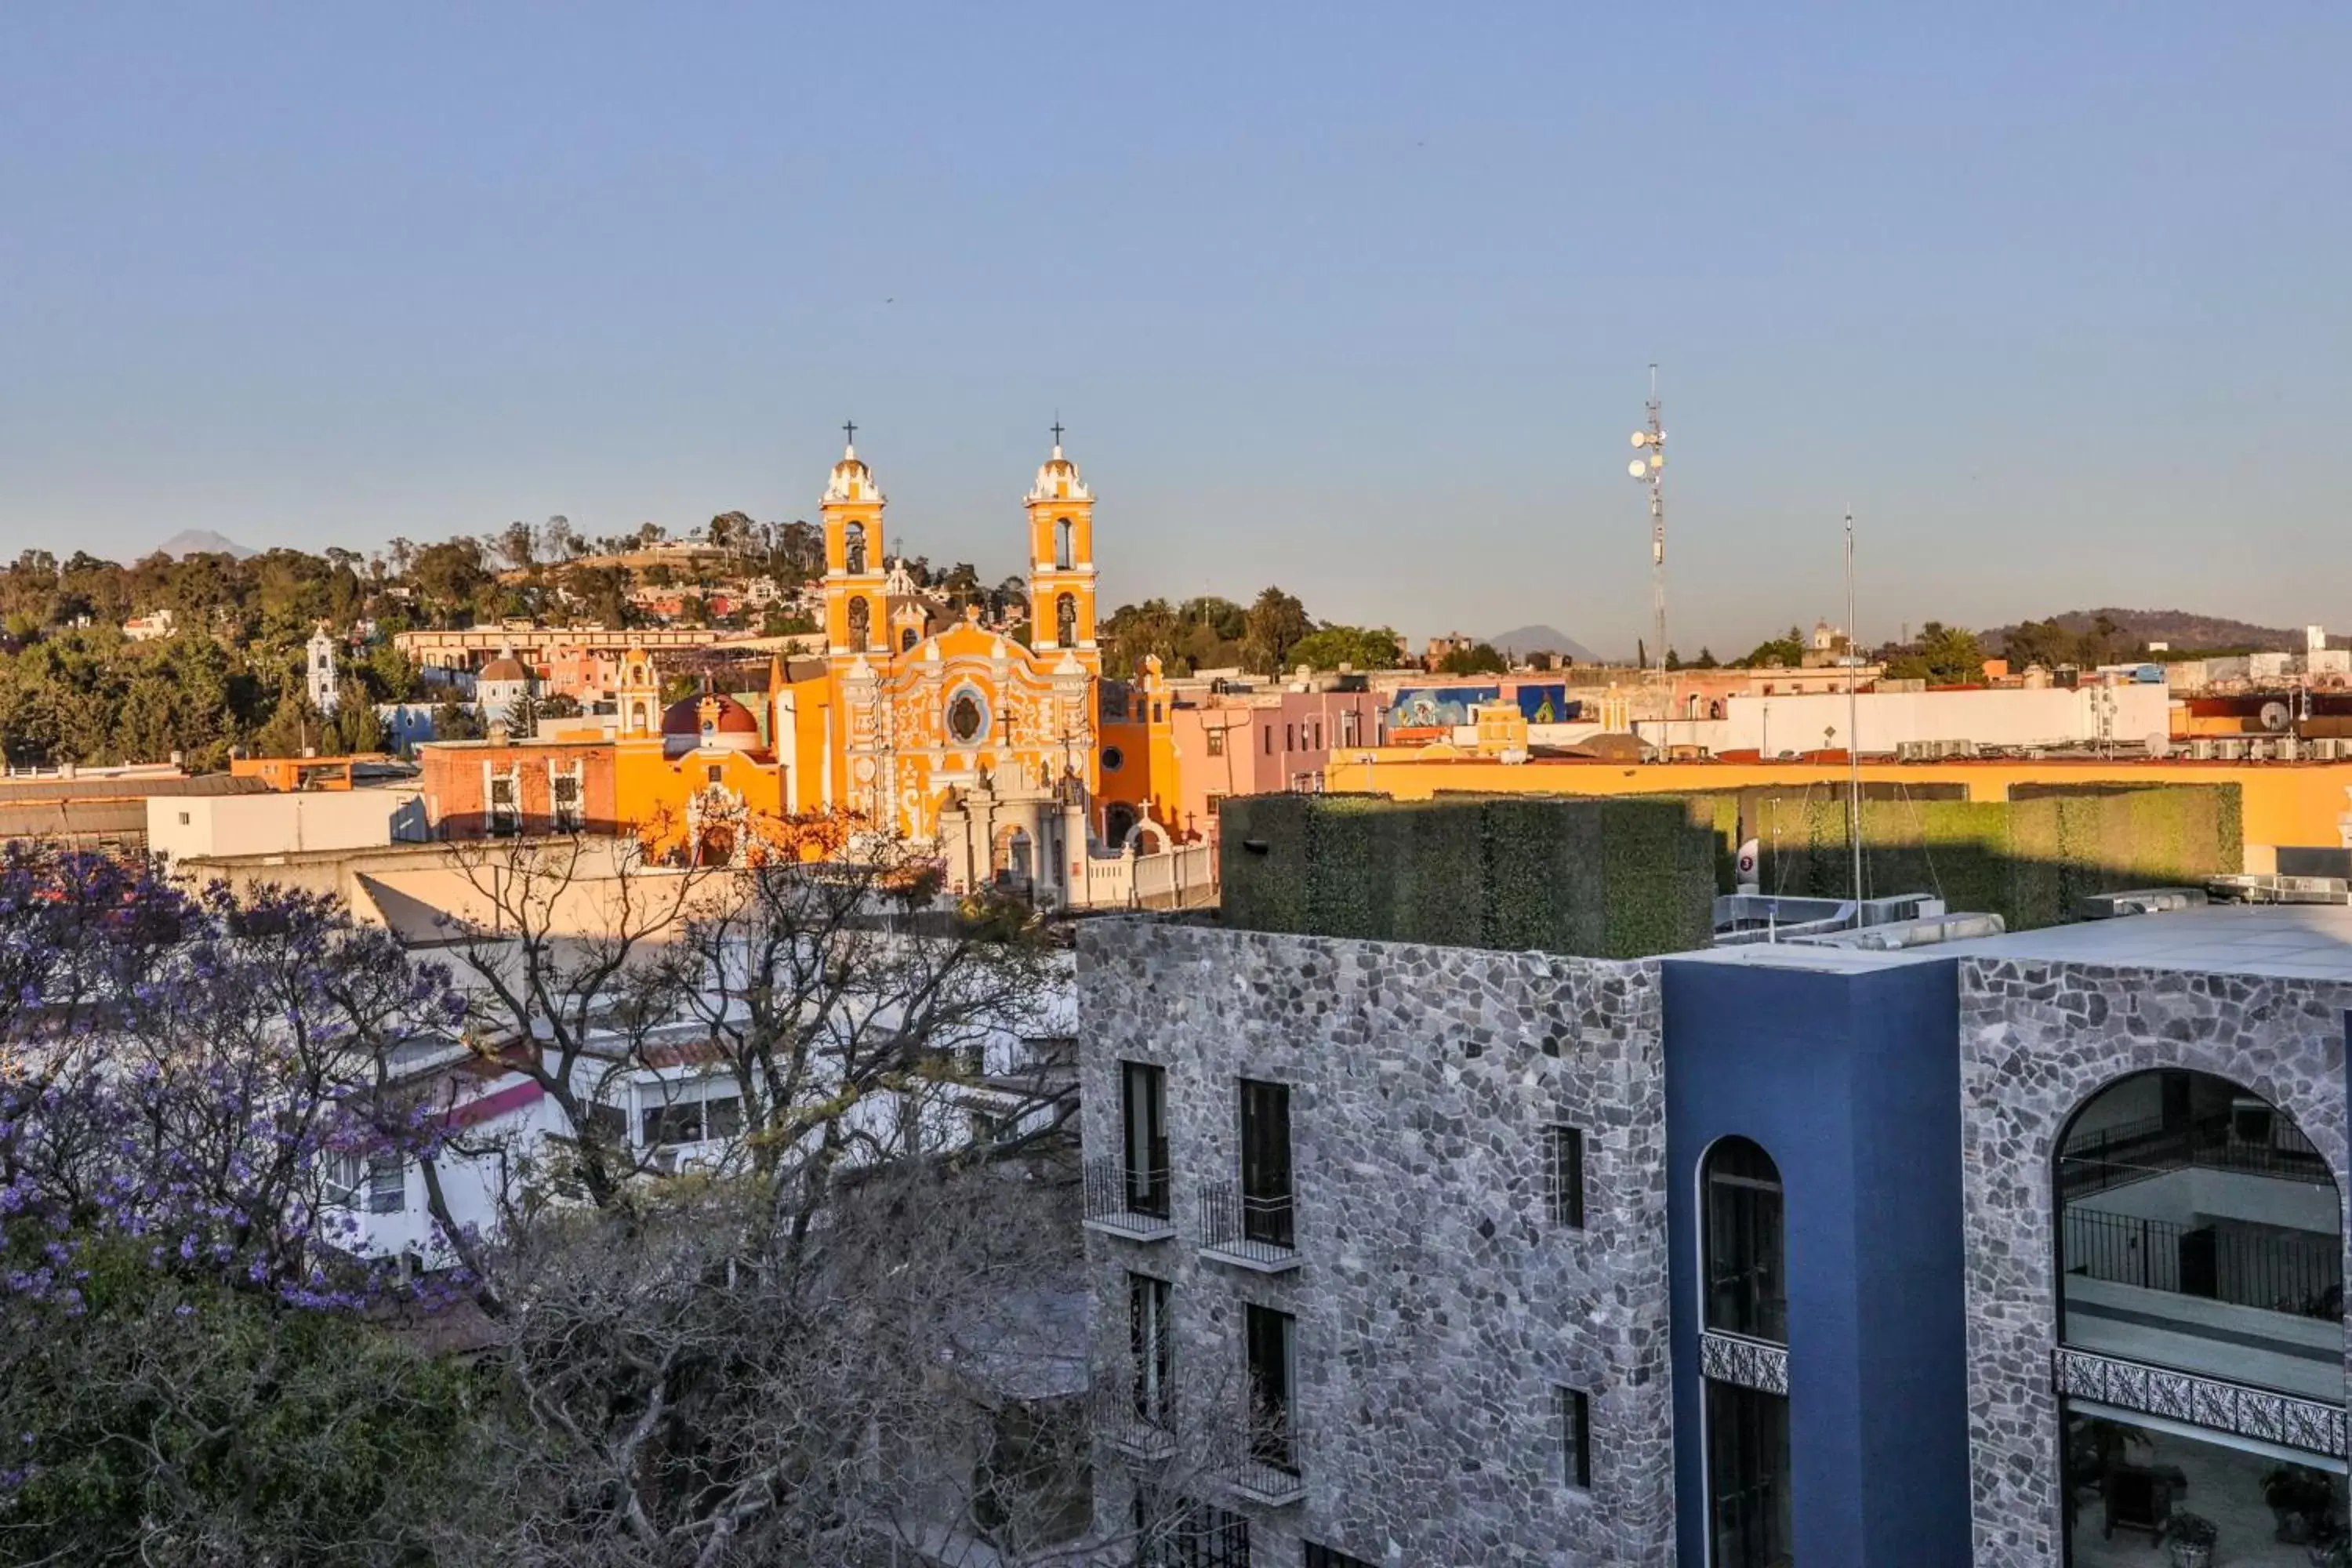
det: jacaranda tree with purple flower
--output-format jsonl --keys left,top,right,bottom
{"left": 0, "top": 846, "right": 484, "bottom": 1564}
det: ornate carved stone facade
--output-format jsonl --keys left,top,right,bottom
{"left": 1079, "top": 919, "right": 1676, "bottom": 1567}
{"left": 1957, "top": 955, "right": 2352, "bottom": 1567}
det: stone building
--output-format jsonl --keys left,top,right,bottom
{"left": 1079, "top": 887, "right": 2352, "bottom": 1566}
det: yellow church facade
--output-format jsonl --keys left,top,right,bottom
{"left": 426, "top": 435, "right": 1189, "bottom": 904}
{"left": 769, "top": 435, "right": 1108, "bottom": 896}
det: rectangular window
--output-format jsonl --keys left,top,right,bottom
{"left": 706, "top": 764, "right": 723, "bottom": 785}
{"left": 551, "top": 769, "right": 583, "bottom": 830}
{"left": 1284, "top": 724, "right": 1295, "bottom": 752}
{"left": 367, "top": 1154, "right": 405, "bottom": 1214}
{"left": 1548, "top": 1125, "right": 1586, "bottom": 1229}
{"left": 1707, "top": 1381, "right": 1790, "bottom": 1565}
{"left": 1559, "top": 1386, "right": 1592, "bottom": 1489}
{"left": 1340, "top": 709, "right": 1359, "bottom": 748}
{"left": 178, "top": 811, "right": 191, "bottom": 826}
{"left": 1245, "top": 1303, "right": 1297, "bottom": 1472}
{"left": 325, "top": 1150, "right": 365, "bottom": 1206}
{"left": 643, "top": 1102, "right": 704, "bottom": 1148}
{"left": 1239, "top": 1079, "right": 1294, "bottom": 1247}
{"left": 1130, "top": 1272, "right": 1172, "bottom": 1424}
{"left": 1262, "top": 725, "right": 1273, "bottom": 757}
{"left": 1205, "top": 727, "right": 1225, "bottom": 757}
{"left": 1121, "top": 1062, "right": 1171, "bottom": 1218}
{"left": 1311, "top": 720, "right": 1321, "bottom": 750}
{"left": 1303, "top": 1546, "right": 1377, "bottom": 1568}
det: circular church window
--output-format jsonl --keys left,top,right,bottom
{"left": 1101, "top": 746, "right": 1125, "bottom": 771}
{"left": 947, "top": 693, "right": 985, "bottom": 744}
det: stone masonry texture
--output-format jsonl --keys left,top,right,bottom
{"left": 1079, "top": 917, "right": 1675, "bottom": 1567}
{"left": 1958, "top": 955, "right": 2352, "bottom": 1567}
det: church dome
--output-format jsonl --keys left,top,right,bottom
{"left": 479, "top": 655, "right": 532, "bottom": 684}
{"left": 1026, "top": 441, "right": 1091, "bottom": 503}
{"left": 662, "top": 692, "right": 762, "bottom": 750}
{"left": 825, "top": 442, "right": 883, "bottom": 504}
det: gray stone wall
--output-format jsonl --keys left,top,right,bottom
{"left": 1957, "top": 956, "right": 2352, "bottom": 1567}
{"left": 1079, "top": 918, "right": 1675, "bottom": 1567}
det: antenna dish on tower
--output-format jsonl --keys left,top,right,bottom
{"left": 1631, "top": 431, "right": 1650, "bottom": 448}
{"left": 1628, "top": 459, "right": 1649, "bottom": 478}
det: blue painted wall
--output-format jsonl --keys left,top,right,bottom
{"left": 1662, "top": 955, "right": 1972, "bottom": 1567}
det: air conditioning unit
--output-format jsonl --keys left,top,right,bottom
{"left": 2216, "top": 739, "right": 2247, "bottom": 760}
{"left": 2310, "top": 738, "right": 2342, "bottom": 760}
{"left": 2276, "top": 736, "right": 2300, "bottom": 762}
{"left": 2189, "top": 739, "right": 2216, "bottom": 760}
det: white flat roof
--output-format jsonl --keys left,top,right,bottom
{"left": 1668, "top": 941, "right": 1943, "bottom": 975}
{"left": 1938, "top": 902, "right": 2352, "bottom": 982}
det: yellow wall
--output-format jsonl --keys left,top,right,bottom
{"left": 612, "top": 738, "right": 789, "bottom": 862}
{"left": 1321, "top": 752, "right": 2352, "bottom": 869}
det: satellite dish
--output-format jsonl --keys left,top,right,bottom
{"left": 2259, "top": 701, "right": 2292, "bottom": 733}
{"left": 1628, "top": 459, "right": 1649, "bottom": 477}
{"left": 1631, "top": 431, "right": 1650, "bottom": 448}
{"left": 2144, "top": 734, "right": 2172, "bottom": 759}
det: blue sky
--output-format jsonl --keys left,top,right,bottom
{"left": 1, "top": 4, "right": 2345, "bottom": 656}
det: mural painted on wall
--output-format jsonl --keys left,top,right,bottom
{"left": 1388, "top": 684, "right": 1578, "bottom": 728}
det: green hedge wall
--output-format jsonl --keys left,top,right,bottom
{"left": 1691, "top": 782, "right": 2241, "bottom": 931}
{"left": 1216, "top": 782, "right": 2240, "bottom": 951}
{"left": 1218, "top": 794, "right": 1717, "bottom": 959}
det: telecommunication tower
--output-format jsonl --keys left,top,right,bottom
{"left": 1627, "top": 365, "right": 1667, "bottom": 695}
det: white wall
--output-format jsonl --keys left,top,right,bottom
{"left": 1641, "top": 683, "right": 2173, "bottom": 756}
{"left": 148, "top": 789, "right": 426, "bottom": 863}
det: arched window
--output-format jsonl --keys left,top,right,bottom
{"left": 1054, "top": 517, "right": 1074, "bottom": 570}
{"left": 1055, "top": 593, "right": 1078, "bottom": 648}
{"left": 1704, "top": 1136, "right": 1787, "bottom": 1342}
{"left": 900, "top": 626, "right": 918, "bottom": 653}
{"left": 846, "top": 597, "right": 870, "bottom": 648}
{"left": 2054, "top": 1072, "right": 2345, "bottom": 1559}
{"left": 844, "top": 522, "right": 867, "bottom": 575}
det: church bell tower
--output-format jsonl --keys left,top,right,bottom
{"left": 1024, "top": 423, "right": 1098, "bottom": 673}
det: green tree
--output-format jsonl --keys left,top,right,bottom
{"left": 1693, "top": 646, "right": 1719, "bottom": 669}
{"left": 1884, "top": 621, "right": 1987, "bottom": 685}
{"left": 1287, "top": 623, "right": 1405, "bottom": 672}
{"left": 1734, "top": 626, "right": 1806, "bottom": 669}
{"left": 1438, "top": 642, "right": 1509, "bottom": 676}
{"left": 328, "top": 682, "right": 387, "bottom": 753}
{"left": 432, "top": 694, "right": 485, "bottom": 742}
{"left": 409, "top": 539, "right": 492, "bottom": 626}
{"left": 1240, "top": 586, "right": 1312, "bottom": 675}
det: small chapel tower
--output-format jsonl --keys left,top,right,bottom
{"left": 1025, "top": 424, "right": 1098, "bottom": 670}
{"left": 306, "top": 622, "right": 340, "bottom": 717}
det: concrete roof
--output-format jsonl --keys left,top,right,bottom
{"left": 1938, "top": 902, "right": 2352, "bottom": 982}
{"left": 1668, "top": 941, "right": 1944, "bottom": 975}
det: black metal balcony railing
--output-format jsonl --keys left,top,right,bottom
{"left": 1084, "top": 1157, "right": 1175, "bottom": 1238}
{"left": 1197, "top": 1179, "right": 1296, "bottom": 1267}
{"left": 1096, "top": 1383, "right": 1178, "bottom": 1461}
{"left": 1230, "top": 1403, "right": 1304, "bottom": 1504}
{"left": 2063, "top": 1204, "right": 2343, "bottom": 1319}
{"left": 2060, "top": 1111, "right": 2330, "bottom": 1200}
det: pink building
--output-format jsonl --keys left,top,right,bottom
{"left": 1167, "top": 685, "right": 1384, "bottom": 844}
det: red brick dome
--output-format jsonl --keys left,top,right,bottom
{"left": 662, "top": 692, "right": 761, "bottom": 750}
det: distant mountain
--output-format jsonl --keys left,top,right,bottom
{"left": 1985, "top": 607, "right": 2304, "bottom": 655}
{"left": 1486, "top": 623, "right": 1598, "bottom": 663}
{"left": 152, "top": 529, "right": 256, "bottom": 561}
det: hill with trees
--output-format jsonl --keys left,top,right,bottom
{"left": 1987, "top": 607, "right": 2304, "bottom": 662}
